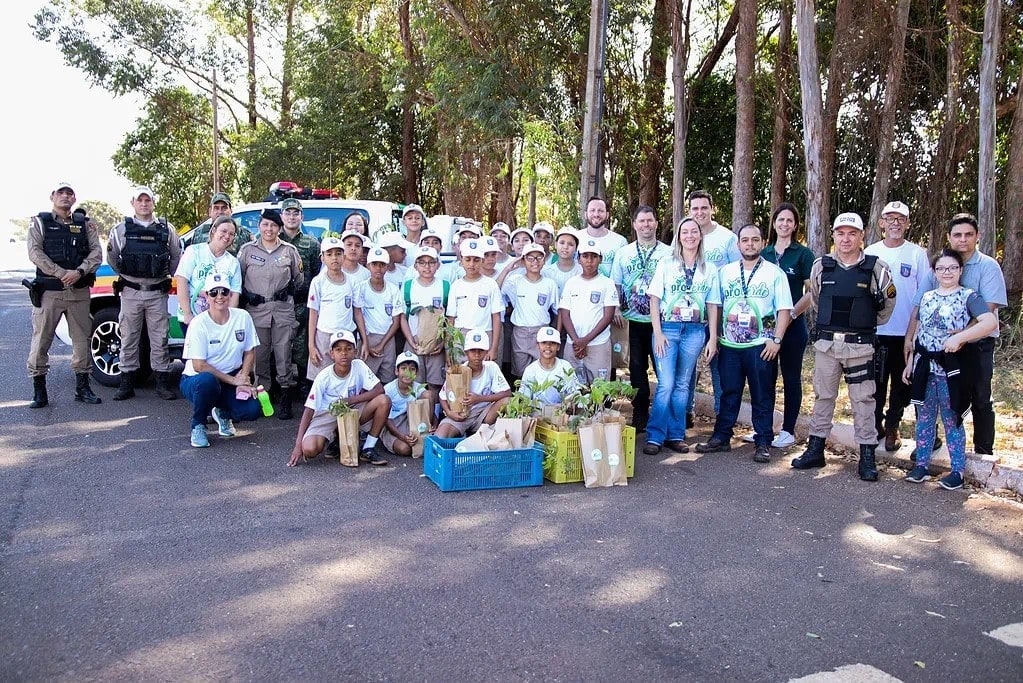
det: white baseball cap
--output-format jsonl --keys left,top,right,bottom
{"left": 482, "top": 236, "right": 501, "bottom": 253}
{"left": 340, "top": 230, "right": 370, "bottom": 245}
{"left": 522, "top": 243, "right": 547, "bottom": 258}
{"left": 366, "top": 247, "right": 390, "bottom": 264}
{"left": 330, "top": 330, "right": 357, "bottom": 347}
{"left": 578, "top": 238, "right": 603, "bottom": 255}
{"left": 555, "top": 227, "right": 579, "bottom": 243}
{"left": 536, "top": 327, "right": 561, "bottom": 344}
{"left": 320, "top": 236, "right": 345, "bottom": 253}
{"left": 510, "top": 227, "right": 533, "bottom": 242}
{"left": 532, "top": 221, "right": 555, "bottom": 236}
{"left": 464, "top": 330, "right": 490, "bottom": 351}
{"left": 490, "top": 222, "right": 511, "bottom": 236}
{"left": 418, "top": 227, "right": 443, "bottom": 245}
{"left": 402, "top": 203, "right": 426, "bottom": 218}
{"left": 131, "top": 186, "right": 155, "bottom": 201}
{"left": 881, "top": 201, "right": 910, "bottom": 218}
{"left": 456, "top": 222, "right": 483, "bottom": 237}
{"left": 459, "top": 239, "right": 486, "bottom": 259}
{"left": 203, "top": 271, "right": 230, "bottom": 292}
{"left": 394, "top": 350, "right": 420, "bottom": 371}
{"left": 832, "top": 212, "right": 864, "bottom": 231}
{"left": 414, "top": 246, "right": 439, "bottom": 261}
{"left": 377, "top": 231, "right": 412, "bottom": 250}
{"left": 51, "top": 181, "right": 75, "bottom": 194}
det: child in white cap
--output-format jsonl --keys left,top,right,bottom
{"left": 519, "top": 327, "right": 581, "bottom": 407}
{"left": 558, "top": 238, "right": 620, "bottom": 384}
{"left": 381, "top": 351, "right": 433, "bottom": 457}
{"left": 446, "top": 239, "right": 503, "bottom": 363}
{"left": 354, "top": 247, "right": 404, "bottom": 382}
{"left": 435, "top": 330, "right": 513, "bottom": 438}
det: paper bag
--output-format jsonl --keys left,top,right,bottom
{"left": 612, "top": 321, "right": 630, "bottom": 369}
{"left": 415, "top": 308, "right": 445, "bottom": 355}
{"left": 445, "top": 365, "right": 471, "bottom": 412}
{"left": 336, "top": 412, "right": 361, "bottom": 467}
{"left": 493, "top": 417, "right": 538, "bottom": 449}
{"left": 455, "top": 424, "right": 509, "bottom": 452}
{"left": 541, "top": 405, "right": 569, "bottom": 430}
{"left": 579, "top": 422, "right": 627, "bottom": 488}
{"left": 407, "top": 397, "right": 432, "bottom": 458}
{"left": 603, "top": 421, "right": 627, "bottom": 485}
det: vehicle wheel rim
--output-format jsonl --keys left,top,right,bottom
{"left": 91, "top": 320, "right": 121, "bottom": 378}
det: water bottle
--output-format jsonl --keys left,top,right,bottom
{"left": 256, "top": 385, "right": 274, "bottom": 417}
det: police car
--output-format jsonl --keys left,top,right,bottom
{"left": 57, "top": 183, "right": 405, "bottom": 387}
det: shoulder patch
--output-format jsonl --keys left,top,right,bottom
{"left": 885, "top": 283, "right": 897, "bottom": 299}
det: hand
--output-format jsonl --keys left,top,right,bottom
{"left": 612, "top": 310, "right": 625, "bottom": 328}
{"left": 485, "top": 347, "right": 498, "bottom": 362}
{"left": 288, "top": 446, "right": 305, "bottom": 467}
{"left": 572, "top": 339, "right": 587, "bottom": 359}
{"left": 902, "top": 364, "right": 913, "bottom": 385}
{"left": 309, "top": 346, "right": 322, "bottom": 367}
{"left": 653, "top": 332, "right": 667, "bottom": 358}
{"left": 230, "top": 373, "right": 248, "bottom": 387}
{"left": 403, "top": 433, "right": 418, "bottom": 445}
{"left": 760, "top": 340, "right": 781, "bottom": 361}
{"left": 60, "top": 270, "right": 82, "bottom": 287}
{"left": 704, "top": 336, "right": 718, "bottom": 361}
{"left": 410, "top": 337, "right": 421, "bottom": 354}
{"left": 182, "top": 310, "right": 195, "bottom": 325}
{"left": 943, "top": 333, "right": 965, "bottom": 354}
{"left": 463, "top": 393, "right": 483, "bottom": 408}
{"left": 369, "top": 344, "right": 385, "bottom": 358}
{"left": 903, "top": 339, "right": 914, "bottom": 361}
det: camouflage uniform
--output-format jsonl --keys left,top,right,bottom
{"left": 279, "top": 229, "right": 322, "bottom": 382}
{"left": 188, "top": 219, "right": 255, "bottom": 256}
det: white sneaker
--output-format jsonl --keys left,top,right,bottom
{"left": 772, "top": 430, "right": 796, "bottom": 448}
{"left": 741, "top": 433, "right": 755, "bottom": 443}
{"left": 190, "top": 424, "right": 210, "bottom": 448}
{"left": 211, "top": 407, "right": 236, "bottom": 437}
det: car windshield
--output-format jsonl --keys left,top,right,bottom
{"left": 233, "top": 207, "right": 373, "bottom": 241}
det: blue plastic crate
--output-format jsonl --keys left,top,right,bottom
{"left": 423, "top": 436, "right": 544, "bottom": 492}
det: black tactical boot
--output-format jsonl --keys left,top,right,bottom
{"left": 29, "top": 375, "right": 48, "bottom": 409}
{"left": 74, "top": 373, "right": 102, "bottom": 404}
{"left": 791, "top": 435, "right": 827, "bottom": 469}
{"left": 154, "top": 371, "right": 178, "bottom": 400}
{"left": 277, "top": 386, "right": 294, "bottom": 420}
{"left": 113, "top": 371, "right": 136, "bottom": 401}
{"left": 858, "top": 443, "right": 879, "bottom": 482}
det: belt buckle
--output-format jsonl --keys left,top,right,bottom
{"left": 832, "top": 332, "right": 846, "bottom": 342}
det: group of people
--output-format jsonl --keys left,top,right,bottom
{"left": 26, "top": 183, "right": 1007, "bottom": 489}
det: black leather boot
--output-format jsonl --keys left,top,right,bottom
{"left": 112, "top": 371, "right": 136, "bottom": 401}
{"left": 858, "top": 443, "right": 879, "bottom": 482}
{"left": 154, "top": 371, "right": 178, "bottom": 400}
{"left": 74, "top": 373, "right": 102, "bottom": 404}
{"left": 29, "top": 375, "right": 48, "bottom": 409}
{"left": 791, "top": 435, "right": 827, "bottom": 469}
{"left": 277, "top": 386, "right": 294, "bottom": 420}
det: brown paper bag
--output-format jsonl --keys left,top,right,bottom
{"left": 336, "top": 412, "right": 361, "bottom": 467}
{"left": 493, "top": 417, "right": 537, "bottom": 449}
{"left": 407, "top": 397, "right": 432, "bottom": 458}
{"left": 415, "top": 308, "right": 445, "bottom": 355}
{"left": 486, "top": 428, "right": 511, "bottom": 451}
{"left": 579, "top": 421, "right": 627, "bottom": 487}
{"left": 445, "top": 365, "right": 471, "bottom": 412}
{"left": 612, "top": 321, "right": 630, "bottom": 369}
{"left": 603, "top": 420, "right": 627, "bottom": 486}
{"left": 456, "top": 424, "right": 499, "bottom": 452}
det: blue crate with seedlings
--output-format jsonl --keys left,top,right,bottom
{"left": 423, "top": 436, "right": 544, "bottom": 492}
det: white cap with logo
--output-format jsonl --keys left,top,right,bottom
{"left": 881, "top": 201, "right": 909, "bottom": 218}
{"left": 415, "top": 246, "right": 439, "bottom": 261}
{"left": 377, "top": 231, "right": 413, "bottom": 250}
{"left": 536, "top": 326, "right": 561, "bottom": 344}
{"left": 394, "top": 350, "right": 420, "bottom": 370}
{"left": 366, "top": 247, "right": 390, "bottom": 264}
{"left": 578, "top": 238, "right": 603, "bottom": 255}
{"left": 203, "top": 271, "right": 230, "bottom": 292}
{"left": 832, "top": 213, "right": 864, "bottom": 231}
{"left": 460, "top": 239, "right": 486, "bottom": 259}
{"left": 330, "top": 330, "right": 357, "bottom": 347}
{"left": 464, "top": 330, "right": 491, "bottom": 351}
{"left": 320, "top": 236, "right": 345, "bottom": 253}
{"left": 131, "top": 186, "right": 155, "bottom": 201}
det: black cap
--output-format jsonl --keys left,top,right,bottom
{"left": 260, "top": 208, "right": 284, "bottom": 228}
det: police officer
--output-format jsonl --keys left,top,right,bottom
{"left": 237, "top": 209, "right": 304, "bottom": 419}
{"left": 107, "top": 186, "right": 182, "bottom": 400}
{"left": 188, "top": 193, "right": 254, "bottom": 256}
{"left": 792, "top": 212, "right": 896, "bottom": 481}
{"left": 26, "top": 181, "right": 104, "bottom": 407}
{"left": 277, "top": 198, "right": 321, "bottom": 391}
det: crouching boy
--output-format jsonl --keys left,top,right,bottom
{"left": 435, "top": 330, "right": 513, "bottom": 438}
{"left": 288, "top": 330, "right": 391, "bottom": 467}
{"left": 382, "top": 351, "right": 435, "bottom": 457}
{"left": 519, "top": 326, "right": 581, "bottom": 408}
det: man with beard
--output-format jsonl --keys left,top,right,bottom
{"left": 580, "top": 196, "right": 627, "bottom": 278}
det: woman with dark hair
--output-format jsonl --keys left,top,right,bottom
{"left": 902, "top": 248, "right": 997, "bottom": 490}
{"left": 760, "top": 203, "right": 814, "bottom": 447}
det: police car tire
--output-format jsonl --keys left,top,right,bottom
{"left": 90, "top": 306, "right": 151, "bottom": 387}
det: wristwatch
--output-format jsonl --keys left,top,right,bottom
{"left": 771, "top": 335, "right": 783, "bottom": 344}
{"left": 75, "top": 268, "right": 85, "bottom": 277}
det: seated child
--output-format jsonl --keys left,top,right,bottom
{"left": 435, "top": 330, "right": 513, "bottom": 438}
{"left": 288, "top": 331, "right": 392, "bottom": 467}
{"left": 382, "top": 351, "right": 435, "bottom": 457}
{"left": 519, "top": 326, "right": 581, "bottom": 408}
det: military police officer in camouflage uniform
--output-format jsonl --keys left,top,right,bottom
{"left": 107, "top": 187, "right": 182, "bottom": 401}
{"left": 188, "top": 193, "right": 254, "bottom": 256}
{"left": 792, "top": 212, "right": 896, "bottom": 482}
{"left": 277, "top": 197, "right": 321, "bottom": 390}
{"left": 26, "top": 181, "right": 104, "bottom": 407}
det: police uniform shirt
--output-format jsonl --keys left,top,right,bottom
{"left": 182, "top": 307, "right": 259, "bottom": 375}
{"left": 647, "top": 258, "right": 721, "bottom": 324}
{"left": 307, "top": 271, "right": 357, "bottom": 334}
{"left": 238, "top": 240, "right": 304, "bottom": 299}
{"left": 557, "top": 273, "right": 621, "bottom": 345}
{"left": 809, "top": 253, "right": 896, "bottom": 330}
{"left": 702, "top": 224, "right": 741, "bottom": 270}
{"left": 501, "top": 273, "right": 560, "bottom": 327}
{"left": 715, "top": 258, "right": 793, "bottom": 348}
{"left": 305, "top": 359, "right": 380, "bottom": 414}
{"left": 28, "top": 214, "right": 103, "bottom": 281}
{"left": 107, "top": 218, "right": 182, "bottom": 286}
{"left": 174, "top": 244, "right": 242, "bottom": 318}
{"left": 354, "top": 279, "right": 403, "bottom": 335}
{"left": 446, "top": 275, "right": 503, "bottom": 332}
{"left": 610, "top": 240, "right": 673, "bottom": 324}
{"left": 863, "top": 240, "right": 929, "bottom": 336}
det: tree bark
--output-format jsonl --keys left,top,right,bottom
{"left": 977, "top": 0, "right": 1001, "bottom": 256}
{"left": 637, "top": 0, "right": 671, "bottom": 210}
{"left": 671, "top": 0, "right": 693, "bottom": 232}
{"left": 818, "top": 0, "right": 858, "bottom": 227}
{"left": 686, "top": 4, "right": 740, "bottom": 110}
{"left": 246, "top": 3, "right": 257, "bottom": 128}
{"left": 398, "top": 0, "right": 419, "bottom": 203}
{"left": 865, "top": 0, "right": 911, "bottom": 244}
{"left": 769, "top": 0, "right": 792, "bottom": 217}
{"left": 731, "top": 0, "right": 757, "bottom": 228}
{"left": 1003, "top": 65, "right": 1023, "bottom": 299}
{"left": 795, "top": 0, "right": 827, "bottom": 256}
{"left": 279, "top": 0, "right": 296, "bottom": 131}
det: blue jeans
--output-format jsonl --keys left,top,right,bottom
{"left": 712, "top": 344, "right": 777, "bottom": 447}
{"left": 180, "top": 372, "right": 263, "bottom": 428}
{"left": 687, "top": 329, "right": 722, "bottom": 415}
{"left": 773, "top": 316, "right": 808, "bottom": 433}
{"left": 647, "top": 322, "right": 706, "bottom": 445}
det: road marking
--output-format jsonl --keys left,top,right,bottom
{"left": 985, "top": 622, "right": 1023, "bottom": 648}
{"left": 788, "top": 664, "right": 903, "bottom": 682}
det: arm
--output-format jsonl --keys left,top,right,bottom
{"left": 488, "top": 312, "right": 501, "bottom": 361}
{"left": 308, "top": 308, "right": 322, "bottom": 366}
{"left": 27, "top": 217, "right": 64, "bottom": 277}
{"left": 107, "top": 225, "right": 123, "bottom": 276}
{"left": 239, "top": 348, "right": 256, "bottom": 385}
{"left": 353, "top": 308, "right": 370, "bottom": 361}
{"left": 762, "top": 309, "right": 792, "bottom": 361}
{"left": 288, "top": 407, "right": 316, "bottom": 466}
{"left": 400, "top": 313, "right": 417, "bottom": 354}
{"left": 496, "top": 258, "right": 523, "bottom": 288}
{"left": 792, "top": 289, "right": 812, "bottom": 319}
{"left": 348, "top": 382, "right": 384, "bottom": 406}
{"left": 705, "top": 304, "right": 720, "bottom": 360}
{"left": 167, "top": 227, "right": 183, "bottom": 276}
{"left": 582, "top": 306, "right": 617, "bottom": 345}
{"left": 650, "top": 297, "right": 667, "bottom": 358}
{"left": 80, "top": 221, "right": 104, "bottom": 276}
{"left": 191, "top": 358, "right": 251, "bottom": 387}
{"left": 904, "top": 308, "right": 920, "bottom": 361}
{"left": 175, "top": 275, "right": 194, "bottom": 324}
{"left": 945, "top": 311, "right": 998, "bottom": 352}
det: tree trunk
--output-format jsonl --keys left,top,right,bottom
{"left": 819, "top": 0, "right": 857, "bottom": 226}
{"left": 671, "top": 0, "right": 693, "bottom": 232}
{"left": 1003, "top": 65, "right": 1023, "bottom": 299}
{"left": 795, "top": 0, "right": 827, "bottom": 256}
{"left": 769, "top": 0, "right": 792, "bottom": 216}
{"left": 637, "top": 0, "right": 671, "bottom": 210}
{"left": 580, "top": 0, "right": 609, "bottom": 217}
{"left": 731, "top": 0, "right": 757, "bottom": 228}
{"left": 977, "top": 0, "right": 1001, "bottom": 256}
{"left": 495, "top": 139, "right": 516, "bottom": 225}
{"left": 925, "top": 0, "right": 962, "bottom": 257}
{"left": 528, "top": 176, "right": 537, "bottom": 228}
{"left": 246, "top": 3, "right": 257, "bottom": 128}
{"left": 398, "top": 0, "right": 419, "bottom": 203}
{"left": 279, "top": 0, "right": 296, "bottom": 131}
{"left": 865, "top": 0, "right": 911, "bottom": 244}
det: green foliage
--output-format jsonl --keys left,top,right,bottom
{"left": 327, "top": 398, "right": 353, "bottom": 418}
{"left": 436, "top": 318, "right": 465, "bottom": 365}
{"left": 77, "top": 200, "right": 124, "bottom": 233}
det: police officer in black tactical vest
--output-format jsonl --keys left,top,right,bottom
{"left": 25, "top": 181, "right": 104, "bottom": 407}
{"left": 107, "top": 187, "right": 182, "bottom": 400}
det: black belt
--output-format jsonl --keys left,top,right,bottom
{"left": 118, "top": 278, "right": 171, "bottom": 293}
{"left": 818, "top": 330, "right": 874, "bottom": 345}
{"left": 243, "top": 283, "right": 293, "bottom": 306}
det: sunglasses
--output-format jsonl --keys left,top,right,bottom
{"left": 208, "top": 287, "right": 230, "bottom": 298}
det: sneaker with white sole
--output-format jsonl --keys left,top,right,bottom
{"left": 904, "top": 464, "right": 931, "bottom": 483}
{"left": 938, "top": 472, "right": 964, "bottom": 490}
{"left": 741, "top": 433, "right": 755, "bottom": 443}
{"left": 211, "top": 407, "right": 236, "bottom": 437}
{"left": 190, "top": 424, "right": 210, "bottom": 448}
{"left": 772, "top": 430, "right": 796, "bottom": 448}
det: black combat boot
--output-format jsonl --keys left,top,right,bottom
{"left": 74, "top": 373, "right": 102, "bottom": 404}
{"left": 277, "top": 386, "right": 294, "bottom": 420}
{"left": 154, "top": 371, "right": 178, "bottom": 400}
{"left": 112, "top": 371, "right": 136, "bottom": 401}
{"left": 29, "top": 375, "right": 48, "bottom": 409}
{"left": 791, "top": 435, "right": 827, "bottom": 469}
{"left": 858, "top": 443, "right": 879, "bottom": 482}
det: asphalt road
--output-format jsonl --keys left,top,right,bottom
{"left": 1, "top": 275, "right": 1021, "bottom": 682}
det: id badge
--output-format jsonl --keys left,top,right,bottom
{"left": 737, "top": 312, "right": 753, "bottom": 328}
{"left": 679, "top": 307, "right": 694, "bottom": 322}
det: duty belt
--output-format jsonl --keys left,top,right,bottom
{"left": 243, "top": 282, "right": 294, "bottom": 306}
{"left": 116, "top": 278, "right": 171, "bottom": 293}
{"left": 818, "top": 330, "right": 874, "bottom": 345}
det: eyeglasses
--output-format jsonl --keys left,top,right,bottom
{"left": 883, "top": 216, "right": 908, "bottom": 225}
{"left": 523, "top": 255, "right": 546, "bottom": 263}
{"left": 208, "top": 287, "right": 230, "bottom": 298}
{"left": 934, "top": 265, "right": 961, "bottom": 274}
{"left": 415, "top": 260, "right": 438, "bottom": 267}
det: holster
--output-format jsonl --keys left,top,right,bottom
{"left": 21, "top": 279, "right": 42, "bottom": 308}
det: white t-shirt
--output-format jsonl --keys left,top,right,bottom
{"left": 446, "top": 276, "right": 503, "bottom": 331}
{"left": 715, "top": 258, "right": 793, "bottom": 348}
{"left": 404, "top": 278, "right": 448, "bottom": 337}
{"left": 174, "top": 244, "right": 242, "bottom": 319}
{"left": 520, "top": 358, "right": 581, "bottom": 406}
{"left": 438, "top": 262, "right": 466, "bottom": 284}
{"left": 355, "top": 279, "right": 403, "bottom": 335}
{"left": 342, "top": 264, "right": 371, "bottom": 286}
{"left": 182, "top": 308, "right": 259, "bottom": 375}
{"left": 502, "top": 273, "right": 560, "bottom": 326}
{"left": 384, "top": 379, "right": 428, "bottom": 420}
{"left": 579, "top": 229, "right": 628, "bottom": 277}
{"left": 648, "top": 258, "right": 721, "bottom": 324}
{"left": 541, "top": 260, "right": 583, "bottom": 300}
{"left": 702, "top": 224, "right": 740, "bottom": 270}
{"left": 441, "top": 360, "right": 510, "bottom": 410}
{"left": 383, "top": 264, "right": 408, "bottom": 288}
{"left": 864, "top": 240, "right": 930, "bottom": 336}
{"left": 558, "top": 273, "right": 621, "bottom": 345}
{"left": 308, "top": 271, "right": 356, "bottom": 334}
{"left": 304, "top": 359, "right": 381, "bottom": 414}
